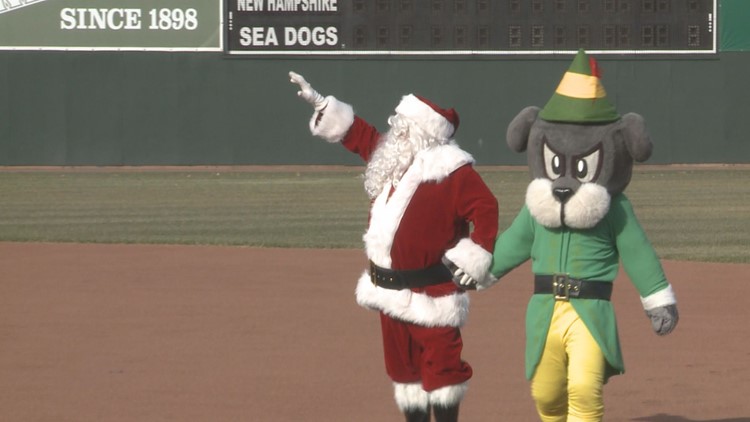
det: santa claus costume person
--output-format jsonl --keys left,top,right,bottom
{"left": 289, "top": 71, "right": 498, "bottom": 422}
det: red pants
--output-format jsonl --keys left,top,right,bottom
{"left": 380, "top": 312, "right": 472, "bottom": 392}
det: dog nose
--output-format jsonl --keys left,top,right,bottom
{"left": 553, "top": 188, "right": 574, "bottom": 203}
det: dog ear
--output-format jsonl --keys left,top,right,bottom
{"left": 506, "top": 106, "right": 540, "bottom": 153}
{"left": 619, "top": 113, "right": 653, "bottom": 162}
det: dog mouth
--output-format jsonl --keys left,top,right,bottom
{"left": 525, "top": 179, "right": 564, "bottom": 228}
{"left": 553, "top": 187, "right": 575, "bottom": 227}
{"left": 559, "top": 204, "right": 567, "bottom": 227}
{"left": 526, "top": 179, "right": 611, "bottom": 229}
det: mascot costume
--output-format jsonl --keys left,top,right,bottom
{"left": 477, "top": 50, "right": 680, "bottom": 421}
{"left": 289, "top": 71, "right": 498, "bottom": 422}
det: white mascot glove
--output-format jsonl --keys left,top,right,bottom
{"left": 442, "top": 257, "right": 477, "bottom": 290}
{"left": 289, "top": 71, "right": 328, "bottom": 111}
{"left": 645, "top": 304, "right": 679, "bottom": 336}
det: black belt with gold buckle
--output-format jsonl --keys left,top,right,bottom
{"left": 369, "top": 261, "right": 453, "bottom": 290}
{"left": 534, "top": 274, "right": 613, "bottom": 301}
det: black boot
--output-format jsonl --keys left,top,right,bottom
{"left": 432, "top": 404, "right": 459, "bottom": 422}
{"left": 404, "top": 407, "right": 431, "bottom": 422}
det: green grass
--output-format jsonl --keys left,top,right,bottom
{"left": 0, "top": 166, "right": 747, "bottom": 263}
{"left": 625, "top": 167, "right": 750, "bottom": 263}
{"left": 0, "top": 170, "right": 367, "bottom": 248}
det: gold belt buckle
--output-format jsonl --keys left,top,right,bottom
{"left": 369, "top": 261, "right": 377, "bottom": 286}
{"left": 553, "top": 274, "right": 571, "bottom": 301}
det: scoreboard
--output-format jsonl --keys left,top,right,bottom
{"left": 225, "top": 0, "right": 716, "bottom": 55}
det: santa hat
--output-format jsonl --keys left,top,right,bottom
{"left": 539, "top": 49, "right": 620, "bottom": 123}
{"left": 394, "top": 94, "right": 460, "bottom": 140}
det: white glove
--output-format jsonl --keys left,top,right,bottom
{"left": 453, "top": 267, "right": 477, "bottom": 288}
{"left": 442, "top": 257, "right": 477, "bottom": 290}
{"left": 289, "top": 71, "right": 328, "bottom": 111}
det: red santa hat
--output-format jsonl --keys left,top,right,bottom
{"left": 394, "top": 94, "right": 460, "bottom": 140}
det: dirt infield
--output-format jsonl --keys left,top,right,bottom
{"left": 1, "top": 242, "right": 748, "bottom": 422}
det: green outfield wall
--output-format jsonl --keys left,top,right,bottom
{"left": 0, "top": 51, "right": 750, "bottom": 166}
{"left": 1, "top": 0, "right": 749, "bottom": 166}
{"left": 0, "top": 51, "right": 749, "bottom": 166}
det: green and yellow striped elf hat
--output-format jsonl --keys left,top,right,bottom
{"left": 539, "top": 49, "right": 620, "bottom": 123}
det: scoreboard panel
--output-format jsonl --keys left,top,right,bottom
{"left": 225, "top": 0, "right": 716, "bottom": 55}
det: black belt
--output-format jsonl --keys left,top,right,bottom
{"left": 369, "top": 261, "right": 452, "bottom": 290}
{"left": 534, "top": 274, "right": 613, "bottom": 301}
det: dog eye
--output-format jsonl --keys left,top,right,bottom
{"left": 543, "top": 143, "right": 564, "bottom": 180}
{"left": 574, "top": 149, "right": 601, "bottom": 183}
{"left": 575, "top": 159, "right": 588, "bottom": 178}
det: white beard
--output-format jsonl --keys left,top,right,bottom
{"left": 364, "top": 115, "right": 442, "bottom": 199}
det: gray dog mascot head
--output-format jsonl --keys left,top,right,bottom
{"left": 507, "top": 49, "right": 653, "bottom": 229}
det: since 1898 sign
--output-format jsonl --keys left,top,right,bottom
{"left": 0, "top": 0, "right": 221, "bottom": 51}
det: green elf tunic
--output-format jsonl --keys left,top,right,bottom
{"left": 489, "top": 193, "right": 669, "bottom": 381}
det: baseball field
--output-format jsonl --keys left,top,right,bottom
{"left": 1, "top": 165, "right": 748, "bottom": 421}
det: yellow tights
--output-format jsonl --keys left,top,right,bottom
{"left": 531, "top": 301, "right": 606, "bottom": 422}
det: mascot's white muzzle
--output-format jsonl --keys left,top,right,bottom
{"left": 526, "top": 178, "right": 611, "bottom": 229}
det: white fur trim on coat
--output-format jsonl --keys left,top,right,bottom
{"left": 640, "top": 284, "right": 677, "bottom": 310}
{"left": 364, "top": 143, "right": 474, "bottom": 268}
{"left": 416, "top": 142, "right": 474, "bottom": 182}
{"left": 310, "top": 95, "right": 355, "bottom": 143}
{"left": 355, "top": 272, "right": 470, "bottom": 327}
{"left": 394, "top": 383, "right": 430, "bottom": 412}
{"left": 444, "top": 238, "right": 493, "bottom": 285}
{"left": 395, "top": 94, "right": 455, "bottom": 141}
{"left": 357, "top": 143, "right": 474, "bottom": 327}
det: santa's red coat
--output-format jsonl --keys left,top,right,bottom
{"left": 312, "top": 98, "right": 499, "bottom": 327}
